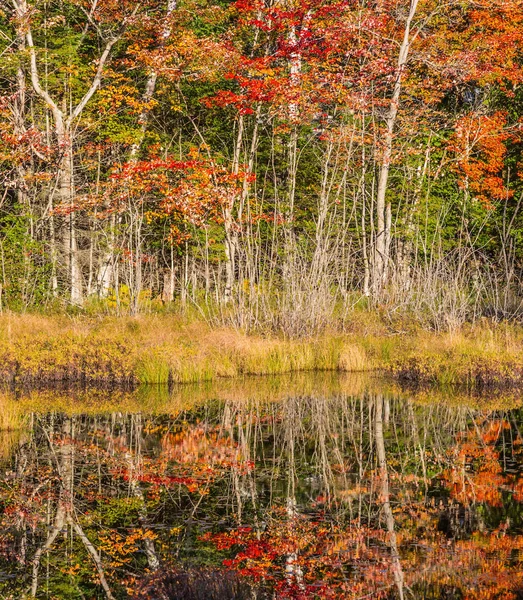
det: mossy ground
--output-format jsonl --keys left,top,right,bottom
{"left": 1, "top": 312, "right": 522, "bottom": 387}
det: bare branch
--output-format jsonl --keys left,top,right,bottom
{"left": 69, "top": 517, "right": 116, "bottom": 600}
{"left": 68, "top": 36, "right": 120, "bottom": 123}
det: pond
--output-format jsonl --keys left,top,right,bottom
{"left": 0, "top": 373, "right": 522, "bottom": 599}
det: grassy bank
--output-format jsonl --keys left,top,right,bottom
{"left": 0, "top": 313, "right": 368, "bottom": 385}
{"left": 1, "top": 313, "right": 523, "bottom": 387}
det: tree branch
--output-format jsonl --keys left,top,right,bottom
{"left": 69, "top": 516, "right": 116, "bottom": 600}
{"left": 68, "top": 36, "right": 120, "bottom": 123}
{"left": 14, "top": 0, "right": 63, "bottom": 126}
{"left": 30, "top": 502, "right": 66, "bottom": 597}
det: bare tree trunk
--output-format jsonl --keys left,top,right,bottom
{"left": 282, "top": 22, "right": 303, "bottom": 280}
{"left": 162, "top": 246, "right": 176, "bottom": 303}
{"left": 224, "top": 114, "right": 244, "bottom": 303}
{"left": 98, "top": 213, "right": 116, "bottom": 297}
{"left": 372, "top": 0, "right": 419, "bottom": 296}
{"left": 15, "top": 0, "right": 127, "bottom": 305}
{"left": 57, "top": 127, "right": 83, "bottom": 304}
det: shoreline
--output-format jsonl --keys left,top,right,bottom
{"left": 1, "top": 313, "right": 522, "bottom": 388}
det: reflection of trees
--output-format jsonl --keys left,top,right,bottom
{"left": 9, "top": 417, "right": 117, "bottom": 598}
{"left": 375, "top": 394, "right": 404, "bottom": 600}
{"left": 0, "top": 394, "right": 523, "bottom": 597}
{"left": 0, "top": 411, "right": 253, "bottom": 598}
{"left": 208, "top": 395, "right": 523, "bottom": 598}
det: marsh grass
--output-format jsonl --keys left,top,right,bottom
{"left": 0, "top": 313, "right": 522, "bottom": 386}
{"left": 388, "top": 322, "right": 523, "bottom": 387}
{"left": 4, "top": 372, "right": 522, "bottom": 423}
{"left": 0, "top": 392, "right": 26, "bottom": 447}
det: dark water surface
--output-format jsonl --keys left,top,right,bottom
{"left": 1, "top": 374, "right": 523, "bottom": 599}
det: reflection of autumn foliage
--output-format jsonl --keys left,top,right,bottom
{"left": 0, "top": 419, "right": 255, "bottom": 596}
{"left": 0, "top": 480, "right": 46, "bottom": 562}
{"left": 202, "top": 509, "right": 396, "bottom": 599}
{"left": 3, "top": 404, "right": 523, "bottom": 599}
{"left": 161, "top": 425, "right": 247, "bottom": 468}
{"left": 197, "top": 409, "right": 523, "bottom": 600}
{"left": 111, "top": 424, "right": 253, "bottom": 495}
{"left": 443, "top": 418, "right": 522, "bottom": 508}
{"left": 98, "top": 528, "right": 155, "bottom": 569}
{"left": 404, "top": 527, "right": 523, "bottom": 600}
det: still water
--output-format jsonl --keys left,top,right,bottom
{"left": 0, "top": 373, "right": 522, "bottom": 599}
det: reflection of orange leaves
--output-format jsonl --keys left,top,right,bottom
{"left": 512, "top": 478, "right": 523, "bottom": 503}
{"left": 444, "top": 418, "right": 511, "bottom": 507}
{"left": 60, "top": 563, "right": 81, "bottom": 576}
{"left": 160, "top": 426, "right": 243, "bottom": 469}
{"left": 98, "top": 529, "right": 146, "bottom": 570}
{"left": 481, "top": 419, "right": 508, "bottom": 444}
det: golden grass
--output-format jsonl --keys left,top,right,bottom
{"left": 2, "top": 372, "right": 521, "bottom": 424}
{"left": 0, "top": 393, "right": 25, "bottom": 430}
{"left": 0, "top": 313, "right": 378, "bottom": 384}
{"left": 0, "top": 312, "right": 522, "bottom": 387}
{"left": 386, "top": 322, "right": 523, "bottom": 386}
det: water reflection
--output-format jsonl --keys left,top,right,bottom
{"left": 0, "top": 375, "right": 522, "bottom": 599}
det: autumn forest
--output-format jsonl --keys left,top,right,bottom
{"left": 1, "top": 0, "right": 523, "bottom": 330}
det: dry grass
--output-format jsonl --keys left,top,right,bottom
{"left": 3, "top": 372, "right": 522, "bottom": 424}
{"left": 0, "top": 312, "right": 522, "bottom": 387}
{"left": 0, "top": 393, "right": 24, "bottom": 430}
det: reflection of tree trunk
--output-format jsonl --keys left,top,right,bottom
{"left": 375, "top": 395, "right": 405, "bottom": 600}
{"left": 283, "top": 398, "right": 304, "bottom": 590}
{"left": 30, "top": 417, "right": 71, "bottom": 597}
{"left": 408, "top": 400, "right": 428, "bottom": 494}
{"left": 30, "top": 418, "right": 116, "bottom": 600}
{"left": 69, "top": 517, "right": 116, "bottom": 599}
{"left": 127, "top": 414, "right": 160, "bottom": 571}
{"left": 30, "top": 502, "right": 66, "bottom": 597}
{"left": 285, "top": 496, "right": 303, "bottom": 588}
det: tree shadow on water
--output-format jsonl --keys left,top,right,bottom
{"left": 132, "top": 568, "right": 262, "bottom": 600}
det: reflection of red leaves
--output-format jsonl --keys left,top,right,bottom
{"left": 117, "top": 468, "right": 201, "bottom": 491}
{"left": 201, "top": 509, "right": 393, "bottom": 596}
